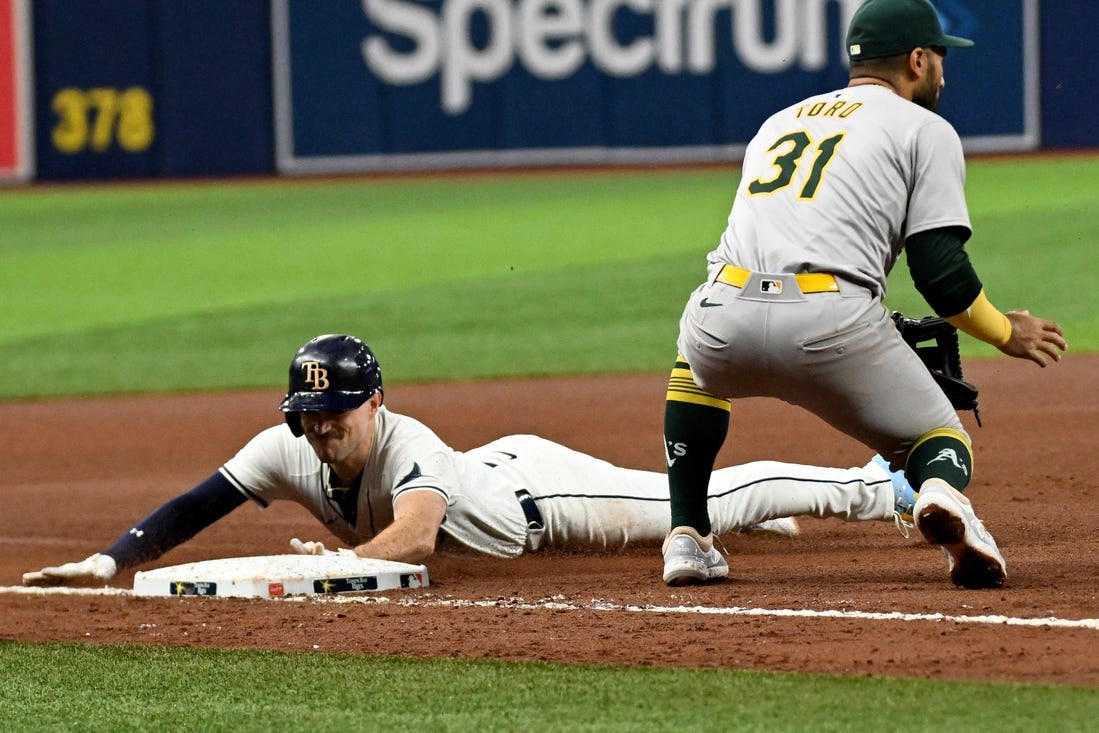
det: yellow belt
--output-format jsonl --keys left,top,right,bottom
{"left": 715, "top": 264, "right": 839, "bottom": 294}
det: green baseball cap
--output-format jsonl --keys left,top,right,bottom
{"left": 846, "top": 0, "right": 974, "bottom": 60}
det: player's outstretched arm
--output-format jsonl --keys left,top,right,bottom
{"left": 905, "top": 229, "right": 1067, "bottom": 367}
{"left": 22, "top": 472, "right": 247, "bottom": 587}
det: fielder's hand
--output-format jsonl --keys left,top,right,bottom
{"left": 1000, "top": 310, "right": 1067, "bottom": 367}
{"left": 22, "top": 553, "right": 117, "bottom": 587}
{"left": 289, "top": 538, "right": 359, "bottom": 558}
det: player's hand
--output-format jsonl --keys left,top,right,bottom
{"left": 22, "top": 553, "right": 117, "bottom": 587}
{"left": 290, "top": 538, "right": 334, "bottom": 555}
{"left": 290, "top": 538, "right": 360, "bottom": 558}
{"left": 999, "top": 310, "right": 1067, "bottom": 367}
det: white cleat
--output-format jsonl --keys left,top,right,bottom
{"left": 662, "top": 526, "right": 729, "bottom": 586}
{"left": 914, "top": 481, "right": 1006, "bottom": 589}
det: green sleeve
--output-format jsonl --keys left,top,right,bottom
{"left": 905, "top": 226, "right": 983, "bottom": 317}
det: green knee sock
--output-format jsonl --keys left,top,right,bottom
{"left": 664, "top": 358, "right": 730, "bottom": 536}
{"left": 906, "top": 431, "right": 973, "bottom": 492}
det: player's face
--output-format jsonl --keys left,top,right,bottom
{"left": 913, "top": 47, "right": 945, "bottom": 112}
{"left": 299, "top": 393, "right": 382, "bottom": 477}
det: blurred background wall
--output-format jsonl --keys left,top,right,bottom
{"left": 1, "top": 0, "right": 1092, "bottom": 183}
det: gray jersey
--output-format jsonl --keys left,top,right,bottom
{"left": 710, "top": 85, "right": 971, "bottom": 296}
{"left": 678, "top": 85, "right": 971, "bottom": 463}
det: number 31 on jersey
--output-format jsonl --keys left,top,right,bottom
{"left": 748, "top": 131, "right": 847, "bottom": 201}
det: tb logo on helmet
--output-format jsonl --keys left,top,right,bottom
{"left": 279, "top": 334, "right": 385, "bottom": 437}
{"left": 302, "top": 362, "right": 330, "bottom": 391}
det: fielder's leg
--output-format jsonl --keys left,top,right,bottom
{"left": 662, "top": 356, "right": 730, "bottom": 585}
{"left": 906, "top": 428, "right": 1006, "bottom": 589}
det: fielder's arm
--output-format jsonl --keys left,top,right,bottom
{"left": 906, "top": 227, "right": 1067, "bottom": 366}
{"left": 949, "top": 296, "right": 1066, "bottom": 366}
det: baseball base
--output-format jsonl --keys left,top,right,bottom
{"left": 132, "top": 554, "right": 429, "bottom": 599}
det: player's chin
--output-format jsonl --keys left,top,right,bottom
{"left": 306, "top": 437, "right": 342, "bottom": 462}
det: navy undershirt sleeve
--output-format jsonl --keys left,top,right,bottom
{"left": 102, "top": 471, "right": 247, "bottom": 569}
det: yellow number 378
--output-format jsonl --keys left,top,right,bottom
{"left": 51, "top": 86, "right": 155, "bottom": 154}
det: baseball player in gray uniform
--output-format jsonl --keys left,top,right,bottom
{"left": 24, "top": 334, "right": 914, "bottom": 587}
{"left": 661, "top": 0, "right": 1066, "bottom": 588}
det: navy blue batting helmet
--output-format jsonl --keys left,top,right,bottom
{"left": 279, "top": 334, "right": 383, "bottom": 437}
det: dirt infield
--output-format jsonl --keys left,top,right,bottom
{"left": 2, "top": 356, "right": 1097, "bottom": 686}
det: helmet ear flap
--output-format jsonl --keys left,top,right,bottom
{"left": 285, "top": 413, "right": 304, "bottom": 437}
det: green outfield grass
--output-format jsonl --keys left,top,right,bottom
{"left": 1, "top": 155, "right": 1095, "bottom": 398}
{"left": 2, "top": 642, "right": 1096, "bottom": 732}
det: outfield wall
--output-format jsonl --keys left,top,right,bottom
{"left": 4, "top": 0, "right": 1094, "bottom": 182}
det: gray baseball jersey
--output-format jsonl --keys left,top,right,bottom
{"left": 220, "top": 407, "right": 895, "bottom": 558}
{"left": 679, "top": 84, "right": 969, "bottom": 462}
{"left": 711, "top": 85, "right": 971, "bottom": 297}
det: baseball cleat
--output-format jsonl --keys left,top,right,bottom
{"left": 741, "top": 517, "right": 800, "bottom": 537}
{"left": 914, "top": 481, "right": 1006, "bottom": 589}
{"left": 662, "top": 526, "right": 729, "bottom": 586}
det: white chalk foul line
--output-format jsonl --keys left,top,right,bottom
{"left": 0, "top": 585, "right": 130, "bottom": 597}
{"left": 4, "top": 585, "right": 1096, "bottom": 631}
{"left": 344, "top": 596, "right": 1099, "bottom": 631}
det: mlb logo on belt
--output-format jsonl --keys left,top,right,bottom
{"left": 760, "top": 279, "right": 783, "bottom": 294}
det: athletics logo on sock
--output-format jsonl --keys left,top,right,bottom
{"left": 665, "top": 440, "right": 687, "bottom": 467}
{"left": 927, "top": 448, "right": 968, "bottom": 476}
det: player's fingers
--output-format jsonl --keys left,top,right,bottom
{"left": 290, "top": 538, "right": 330, "bottom": 555}
{"left": 1036, "top": 340, "right": 1064, "bottom": 364}
{"left": 21, "top": 570, "right": 60, "bottom": 586}
{"left": 292, "top": 538, "right": 319, "bottom": 555}
{"left": 1023, "top": 342, "right": 1058, "bottom": 367}
{"left": 41, "top": 562, "right": 83, "bottom": 578}
{"left": 23, "top": 554, "right": 114, "bottom": 585}
{"left": 23, "top": 566, "right": 81, "bottom": 584}
{"left": 1043, "top": 327, "right": 1068, "bottom": 351}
